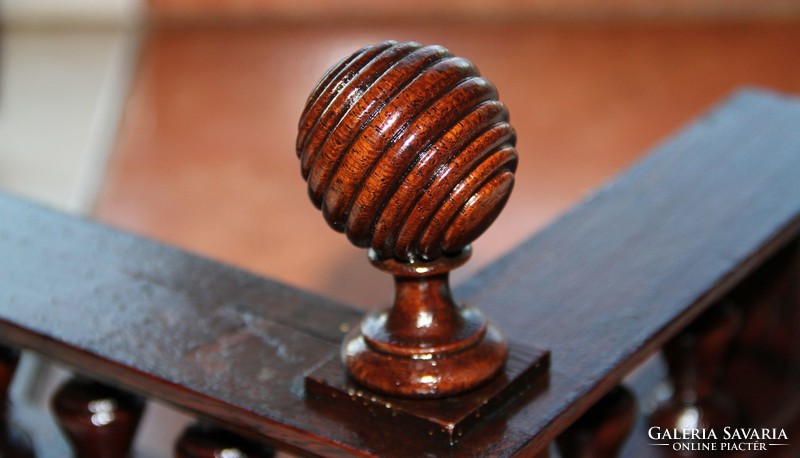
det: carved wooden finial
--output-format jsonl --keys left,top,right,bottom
{"left": 297, "top": 41, "right": 517, "bottom": 398}
{"left": 297, "top": 40, "right": 517, "bottom": 262}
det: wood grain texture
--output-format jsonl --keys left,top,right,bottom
{"left": 2, "top": 90, "right": 800, "bottom": 456}
{"left": 336, "top": 249, "right": 514, "bottom": 398}
{"left": 0, "top": 191, "right": 361, "bottom": 457}
{"left": 453, "top": 89, "right": 800, "bottom": 455}
{"left": 297, "top": 41, "right": 522, "bottom": 398}
{"left": 306, "top": 340, "right": 548, "bottom": 444}
{"left": 297, "top": 40, "right": 516, "bottom": 263}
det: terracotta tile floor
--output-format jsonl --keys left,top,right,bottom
{"left": 94, "top": 20, "right": 800, "bottom": 309}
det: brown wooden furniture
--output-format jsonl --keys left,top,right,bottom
{"left": 1, "top": 64, "right": 800, "bottom": 456}
{"left": 297, "top": 40, "right": 546, "bottom": 400}
{"left": 300, "top": 41, "right": 549, "bottom": 441}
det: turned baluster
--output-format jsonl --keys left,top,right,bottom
{"left": 650, "top": 303, "right": 741, "bottom": 431}
{"left": 737, "top": 243, "right": 800, "bottom": 368}
{"left": 296, "top": 40, "right": 527, "bottom": 398}
{"left": 175, "top": 423, "right": 274, "bottom": 458}
{"left": 556, "top": 386, "right": 637, "bottom": 458}
{"left": 0, "top": 346, "right": 34, "bottom": 458}
{"left": 720, "top": 243, "right": 800, "bottom": 424}
{"left": 52, "top": 377, "right": 145, "bottom": 457}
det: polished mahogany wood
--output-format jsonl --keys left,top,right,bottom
{"left": 556, "top": 386, "right": 636, "bottom": 458}
{"left": 338, "top": 248, "right": 515, "bottom": 398}
{"left": 0, "top": 190, "right": 364, "bottom": 457}
{"left": 297, "top": 40, "right": 519, "bottom": 398}
{"left": 175, "top": 423, "right": 274, "bottom": 458}
{"left": 296, "top": 40, "right": 517, "bottom": 263}
{"left": 307, "top": 342, "right": 548, "bottom": 444}
{"left": 52, "top": 378, "right": 145, "bottom": 458}
{"left": 453, "top": 90, "right": 800, "bottom": 455}
{"left": 649, "top": 303, "right": 741, "bottom": 431}
{"left": 1, "top": 90, "right": 800, "bottom": 456}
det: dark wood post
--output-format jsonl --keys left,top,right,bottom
{"left": 650, "top": 304, "right": 741, "bottom": 431}
{"left": 175, "top": 423, "right": 274, "bottom": 458}
{"left": 556, "top": 386, "right": 637, "bottom": 458}
{"left": 721, "top": 243, "right": 800, "bottom": 425}
{"left": 52, "top": 378, "right": 145, "bottom": 458}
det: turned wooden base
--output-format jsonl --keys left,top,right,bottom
{"left": 339, "top": 248, "right": 520, "bottom": 398}
{"left": 343, "top": 315, "right": 509, "bottom": 398}
{"left": 306, "top": 341, "right": 549, "bottom": 444}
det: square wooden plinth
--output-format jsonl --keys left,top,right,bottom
{"left": 304, "top": 341, "right": 549, "bottom": 445}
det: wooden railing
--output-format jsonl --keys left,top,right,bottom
{"left": 1, "top": 85, "right": 799, "bottom": 457}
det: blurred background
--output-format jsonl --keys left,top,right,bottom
{"left": 2, "top": 0, "right": 800, "bottom": 456}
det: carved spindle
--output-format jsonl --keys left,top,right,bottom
{"left": 719, "top": 244, "right": 800, "bottom": 424}
{"left": 175, "top": 423, "right": 275, "bottom": 458}
{"left": 556, "top": 386, "right": 636, "bottom": 458}
{"left": 52, "top": 378, "right": 145, "bottom": 458}
{"left": 296, "top": 40, "right": 519, "bottom": 398}
{"left": 650, "top": 303, "right": 741, "bottom": 431}
{"left": 737, "top": 244, "right": 800, "bottom": 367}
{"left": 0, "top": 346, "right": 34, "bottom": 458}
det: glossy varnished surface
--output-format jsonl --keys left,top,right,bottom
{"left": 94, "top": 21, "right": 800, "bottom": 309}
{"left": 297, "top": 40, "right": 516, "bottom": 262}
{"left": 453, "top": 90, "right": 800, "bottom": 455}
{"left": 307, "top": 342, "right": 548, "bottom": 444}
{"left": 297, "top": 41, "right": 519, "bottom": 397}
{"left": 175, "top": 423, "right": 275, "bottom": 458}
{"left": 3, "top": 90, "right": 800, "bottom": 456}
{"left": 52, "top": 378, "right": 145, "bottom": 458}
{"left": 0, "top": 191, "right": 359, "bottom": 456}
{"left": 335, "top": 249, "right": 512, "bottom": 398}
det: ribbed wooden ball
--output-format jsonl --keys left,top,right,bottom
{"left": 297, "top": 40, "right": 517, "bottom": 262}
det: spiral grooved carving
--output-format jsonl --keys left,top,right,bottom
{"left": 297, "top": 41, "right": 517, "bottom": 262}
